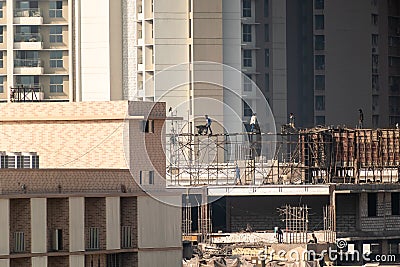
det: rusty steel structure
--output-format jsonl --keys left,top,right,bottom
{"left": 166, "top": 127, "right": 400, "bottom": 186}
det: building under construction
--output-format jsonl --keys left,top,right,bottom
{"left": 170, "top": 126, "right": 400, "bottom": 265}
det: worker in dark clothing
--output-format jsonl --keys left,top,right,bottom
{"left": 358, "top": 109, "right": 364, "bottom": 129}
{"left": 205, "top": 115, "right": 212, "bottom": 135}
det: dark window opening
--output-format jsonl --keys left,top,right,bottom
{"left": 392, "top": 192, "right": 400, "bottom": 215}
{"left": 368, "top": 193, "right": 377, "bottom": 217}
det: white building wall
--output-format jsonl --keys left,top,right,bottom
{"left": 271, "top": 0, "right": 287, "bottom": 128}
{"left": 223, "top": 0, "right": 244, "bottom": 134}
{"left": 69, "top": 197, "right": 85, "bottom": 252}
{"left": 106, "top": 197, "right": 121, "bottom": 250}
{"left": 137, "top": 196, "right": 181, "bottom": 248}
{"left": 32, "top": 256, "right": 47, "bottom": 267}
{"left": 31, "top": 198, "right": 47, "bottom": 253}
{"left": 122, "top": 0, "right": 137, "bottom": 100}
{"left": 138, "top": 250, "right": 182, "bottom": 267}
{"left": 79, "top": 0, "right": 111, "bottom": 101}
{"left": 0, "top": 199, "right": 9, "bottom": 255}
{"left": 0, "top": 260, "right": 9, "bottom": 267}
{"left": 69, "top": 255, "right": 85, "bottom": 267}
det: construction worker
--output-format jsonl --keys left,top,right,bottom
{"left": 235, "top": 163, "right": 241, "bottom": 185}
{"left": 205, "top": 115, "right": 212, "bottom": 135}
{"left": 250, "top": 113, "right": 257, "bottom": 132}
{"left": 289, "top": 113, "right": 295, "bottom": 128}
{"left": 358, "top": 109, "right": 364, "bottom": 129}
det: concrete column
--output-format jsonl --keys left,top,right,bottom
{"left": 0, "top": 199, "right": 9, "bottom": 255}
{"left": 69, "top": 197, "right": 85, "bottom": 252}
{"left": 31, "top": 198, "right": 47, "bottom": 253}
{"left": 106, "top": 196, "right": 120, "bottom": 250}
{"left": 0, "top": 259, "right": 9, "bottom": 267}
{"left": 32, "top": 256, "right": 47, "bottom": 267}
{"left": 69, "top": 255, "right": 84, "bottom": 267}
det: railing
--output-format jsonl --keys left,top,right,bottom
{"left": 14, "top": 59, "right": 43, "bottom": 68}
{"left": 10, "top": 85, "right": 43, "bottom": 102}
{"left": 14, "top": 33, "right": 42, "bottom": 42}
{"left": 14, "top": 8, "right": 42, "bottom": 17}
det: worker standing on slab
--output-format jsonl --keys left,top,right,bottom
{"left": 289, "top": 113, "right": 295, "bottom": 128}
{"left": 205, "top": 115, "right": 213, "bottom": 135}
{"left": 235, "top": 162, "right": 241, "bottom": 185}
{"left": 250, "top": 113, "right": 257, "bottom": 132}
{"left": 358, "top": 109, "right": 364, "bottom": 129}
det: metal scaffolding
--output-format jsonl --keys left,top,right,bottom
{"left": 167, "top": 127, "right": 400, "bottom": 186}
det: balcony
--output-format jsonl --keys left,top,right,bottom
{"left": 14, "top": 59, "right": 44, "bottom": 75}
{"left": 10, "top": 86, "right": 44, "bottom": 102}
{"left": 14, "top": 33, "right": 43, "bottom": 50}
{"left": 14, "top": 8, "right": 43, "bottom": 24}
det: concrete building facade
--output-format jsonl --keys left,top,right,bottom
{"left": 0, "top": 101, "right": 182, "bottom": 267}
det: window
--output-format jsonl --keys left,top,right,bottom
{"left": 372, "top": 55, "right": 379, "bottom": 73}
{"left": 315, "top": 15, "right": 324, "bottom": 30}
{"left": 106, "top": 254, "right": 121, "bottom": 267}
{"left": 0, "top": 155, "right": 8, "bottom": 168}
{"left": 50, "top": 26, "right": 63, "bottom": 43}
{"left": 265, "top": 73, "right": 269, "bottom": 92}
{"left": 368, "top": 193, "right": 377, "bottom": 217}
{"left": 0, "top": 26, "right": 3, "bottom": 43}
{"left": 88, "top": 227, "right": 100, "bottom": 250}
{"left": 0, "top": 2, "right": 3, "bottom": 18}
{"left": 243, "top": 49, "right": 252, "bottom": 67}
{"left": 392, "top": 193, "right": 400, "bottom": 215}
{"left": 315, "top": 75, "right": 325, "bottom": 90}
{"left": 0, "top": 76, "right": 3, "bottom": 93}
{"left": 315, "top": 55, "right": 325, "bottom": 70}
{"left": 121, "top": 226, "right": 132, "bottom": 248}
{"left": 9, "top": 155, "right": 23, "bottom": 169}
{"left": 32, "top": 155, "right": 39, "bottom": 168}
{"left": 264, "top": 0, "right": 269, "bottom": 17}
{"left": 243, "top": 101, "right": 252, "bottom": 116}
{"left": 372, "top": 75, "right": 379, "bottom": 91}
{"left": 314, "top": 35, "right": 325, "bottom": 50}
{"left": 149, "top": 170, "right": 154, "bottom": 184}
{"left": 371, "top": 14, "right": 378, "bottom": 26}
{"left": 372, "top": 34, "right": 378, "bottom": 47}
{"left": 49, "top": 1, "right": 63, "bottom": 18}
{"left": 372, "top": 115, "right": 379, "bottom": 128}
{"left": 0, "top": 51, "right": 3, "bottom": 68}
{"left": 315, "top": 96, "right": 325, "bottom": 111}
{"left": 242, "top": 0, "right": 251, "bottom": 17}
{"left": 14, "top": 232, "right": 25, "bottom": 252}
{"left": 265, "top": 49, "right": 269, "bottom": 68}
{"left": 243, "top": 24, "right": 251, "bottom": 42}
{"left": 243, "top": 74, "right": 252, "bottom": 92}
{"left": 143, "top": 120, "right": 154, "bottom": 133}
{"left": 50, "top": 51, "right": 63, "bottom": 68}
{"left": 315, "top": 116, "right": 325, "bottom": 125}
{"left": 50, "top": 76, "right": 64, "bottom": 93}
{"left": 52, "top": 229, "right": 63, "bottom": 251}
{"left": 264, "top": 24, "right": 269, "bottom": 42}
{"left": 139, "top": 171, "right": 143, "bottom": 184}
{"left": 315, "top": 0, "right": 324, "bottom": 9}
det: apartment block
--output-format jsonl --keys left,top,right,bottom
{"left": 0, "top": 169, "right": 182, "bottom": 267}
{"left": 0, "top": 100, "right": 182, "bottom": 267}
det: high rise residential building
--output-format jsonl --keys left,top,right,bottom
{"left": 285, "top": 0, "right": 400, "bottom": 128}
{"left": 0, "top": 0, "right": 124, "bottom": 103}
